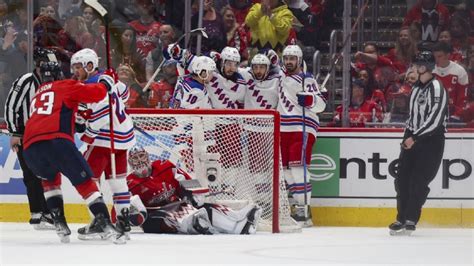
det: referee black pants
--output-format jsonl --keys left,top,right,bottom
{"left": 395, "top": 134, "right": 445, "bottom": 224}
{"left": 17, "top": 144, "right": 48, "bottom": 215}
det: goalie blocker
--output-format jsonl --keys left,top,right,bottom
{"left": 115, "top": 147, "right": 262, "bottom": 235}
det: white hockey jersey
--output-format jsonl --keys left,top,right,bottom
{"left": 277, "top": 70, "right": 326, "bottom": 138}
{"left": 84, "top": 76, "right": 136, "bottom": 150}
{"left": 171, "top": 75, "right": 212, "bottom": 109}
{"left": 243, "top": 69, "right": 280, "bottom": 110}
{"left": 207, "top": 69, "right": 248, "bottom": 109}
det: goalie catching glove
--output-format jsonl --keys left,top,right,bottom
{"left": 297, "top": 91, "right": 316, "bottom": 107}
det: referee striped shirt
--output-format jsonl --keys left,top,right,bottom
{"left": 4, "top": 71, "right": 41, "bottom": 136}
{"left": 406, "top": 77, "right": 448, "bottom": 140}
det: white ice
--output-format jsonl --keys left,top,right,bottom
{"left": 0, "top": 223, "right": 472, "bottom": 265}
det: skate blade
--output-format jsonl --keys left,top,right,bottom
{"left": 112, "top": 234, "right": 127, "bottom": 245}
{"left": 389, "top": 229, "right": 408, "bottom": 236}
{"left": 58, "top": 234, "right": 70, "bottom": 243}
{"left": 33, "top": 223, "right": 56, "bottom": 231}
{"left": 77, "top": 233, "right": 110, "bottom": 241}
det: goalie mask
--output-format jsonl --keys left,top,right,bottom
{"left": 128, "top": 146, "right": 151, "bottom": 178}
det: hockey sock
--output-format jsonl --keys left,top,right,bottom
{"left": 287, "top": 167, "right": 312, "bottom": 206}
{"left": 107, "top": 179, "right": 131, "bottom": 215}
{"left": 42, "top": 174, "right": 64, "bottom": 212}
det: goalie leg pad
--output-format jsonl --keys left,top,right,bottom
{"left": 208, "top": 203, "right": 261, "bottom": 234}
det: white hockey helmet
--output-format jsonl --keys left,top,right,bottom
{"left": 71, "top": 48, "right": 99, "bottom": 74}
{"left": 192, "top": 56, "right": 216, "bottom": 80}
{"left": 221, "top": 46, "right": 241, "bottom": 63}
{"left": 250, "top": 54, "right": 271, "bottom": 80}
{"left": 282, "top": 45, "right": 303, "bottom": 64}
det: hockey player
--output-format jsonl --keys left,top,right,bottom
{"left": 170, "top": 55, "right": 216, "bottom": 109}
{"left": 22, "top": 62, "right": 126, "bottom": 244}
{"left": 279, "top": 45, "right": 326, "bottom": 227}
{"left": 244, "top": 53, "right": 280, "bottom": 109}
{"left": 70, "top": 48, "right": 135, "bottom": 240}
{"left": 123, "top": 146, "right": 262, "bottom": 235}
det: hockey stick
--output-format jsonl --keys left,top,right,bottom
{"left": 300, "top": 60, "right": 309, "bottom": 219}
{"left": 142, "top": 28, "right": 208, "bottom": 92}
{"left": 84, "top": 0, "right": 117, "bottom": 179}
{"left": 316, "top": 0, "right": 369, "bottom": 89}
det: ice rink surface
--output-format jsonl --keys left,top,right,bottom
{"left": 0, "top": 222, "right": 472, "bottom": 266}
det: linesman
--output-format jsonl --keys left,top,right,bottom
{"left": 389, "top": 49, "right": 448, "bottom": 236}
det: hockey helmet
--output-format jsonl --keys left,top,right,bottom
{"left": 34, "top": 47, "right": 58, "bottom": 67}
{"left": 413, "top": 50, "right": 435, "bottom": 71}
{"left": 192, "top": 56, "right": 216, "bottom": 81}
{"left": 128, "top": 146, "right": 151, "bottom": 178}
{"left": 221, "top": 46, "right": 241, "bottom": 63}
{"left": 282, "top": 45, "right": 303, "bottom": 64}
{"left": 71, "top": 48, "right": 99, "bottom": 74}
{"left": 250, "top": 54, "right": 271, "bottom": 80}
{"left": 39, "top": 61, "right": 63, "bottom": 82}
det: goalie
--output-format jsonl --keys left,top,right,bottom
{"left": 120, "top": 147, "right": 262, "bottom": 235}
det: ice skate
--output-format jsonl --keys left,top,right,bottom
{"left": 116, "top": 208, "right": 132, "bottom": 240}
{"left": 291, "top": 205, "right": 313, "bottom": 228}
{"left": 404, "top": 220, "right": 416, "bottom": 236}
{"left": 95, "top": 213, "right": 127, "bottom": 245}
{"left": 77, "top": 218, "right": 106, "bottom": 240}
{"left": 51, "top": 209, "right": 71, "bottom": 244}
{"left": 389, "top": 221, "right": 406, "bottom": 236}
{"left": 29, "top": 212, "right": 55, "bottom": 230}
{"left": 240, "top": 205, "right": 262, "bottom": 234}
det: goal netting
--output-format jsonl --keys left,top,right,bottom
{"left": 129, "top": 109, "right": 301, "bottom": 233}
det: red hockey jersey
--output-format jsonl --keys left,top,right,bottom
{"left": 433, "top": 61, "right": 469, "bottom": 117}
{"left": 128, "top": 20, "right": 161, "bottom": 57}
{"left": 127, "top": 160, "right": 191, "bottom": 209}
{"left": 23, "top": 80, "right": 107, "bottom": 149}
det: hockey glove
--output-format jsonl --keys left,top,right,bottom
{"left": 165, "top": 43, "right": 182, "bottom": 60}
{"left": 209, "top": 51, "right": 221, "bottom": 63}
{"left": 297, "top": 92, "right": 315, "bottom": 107}
{"left": 98, "top": 71, "right": 116, "bottom": 92}
{"left": 264, "top": 49, "right": 279, "bottom": 68}
{"left": 75, "top": 103, "right": 91, "bottom": 133}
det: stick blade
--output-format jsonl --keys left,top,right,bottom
{"left": 191, "top": 27, "right": 208, "bottom": 39}
{"left": 84, "top": 0, "right": 108, "bottom": 17}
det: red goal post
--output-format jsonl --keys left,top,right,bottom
{"left": 128, "top": 108, "right": 300, "bottom": 233}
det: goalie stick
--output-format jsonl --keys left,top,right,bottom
{"left": 84, "top": 0, "right": 117, "bottom": 179}
{"left": 142, "top": 27, "right": 208, "bottom": 92}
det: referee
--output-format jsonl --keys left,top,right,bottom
{"left": 389, "top": 49, "right": 448, "bottom": 236}
{"left": 4, "top": 47, "right": 57, "bottom": 230}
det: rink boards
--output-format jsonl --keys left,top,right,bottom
{"left": 0, "top": 128, "right": 473, "bottom": 227}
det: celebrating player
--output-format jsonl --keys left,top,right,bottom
{"left": 244, "top": 52, "right": 280, "bottom": 109}
{"left": 279, "top": 45, "right": 326, "bottom": 227}
{"left": 70, "top": 48, "right": 135, "bottom": 240}
{"left": 123, "top": 146, "right": 262, "bottom": 235}
{"left": 21, "top": 61, "right": 125, "bottom": 244}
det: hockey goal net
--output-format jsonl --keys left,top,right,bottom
{"left": 129, "top": 109, "right": 300, "bottom": 233}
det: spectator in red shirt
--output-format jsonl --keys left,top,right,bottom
{"left": 403, "top": 0, "right": 450, "bottom": 42}
{"left": 128, "top": 0, "right": 161, "bottom": 58}
{"left": 386, "top": 27, "right": 418, "bottom": 78}
{"left": 221, "top": 5, "right": 249, "bottom": 64}
{"left": 148, "top": 60, "right": 178, "bottom": 108}
{"left": 117, "top": 63, "right": 148, "bottom": 108}
{"left": 332, "top": 79, "right": 383, "bottom": 127}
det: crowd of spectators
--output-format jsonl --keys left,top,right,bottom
{"left": 0, "top": 0, "right": 473, "bottom": 127}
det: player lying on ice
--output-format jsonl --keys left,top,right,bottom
{"left": 112, "top": 146, "right": 263, "bottom": 235}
